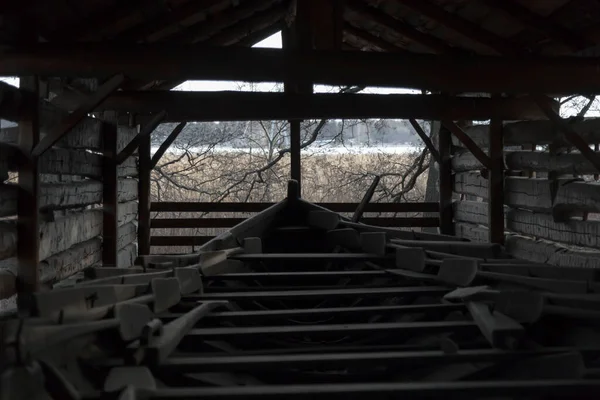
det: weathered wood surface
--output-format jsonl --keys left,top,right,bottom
{"left": 118, "top": 243, "right": 137, "bottom": 268}
{"left": 0, "top": 123, "right": 137, "bottom": 152}
{"left": 0, "top": 238, "right": 102, "bottom": 299}
{"left": 454, "top": 173, "right": 600, "bottom": 213}
{"left": 505, "top": 235, "right": 600, "bottom": 269}
{"left": 0, "top": 179, "right": 138, "bottom": 216}
{"left": 452, "top": 150, "right": 599, "bottom": 175}
{"left": 118, "top": 222, "right": 137, "bottom": 250}
{"left": 454, "top": 222, "right": 489, "bottom": 243}
{"left": 453, "top": 201, "right": 600, "bottom": 249}
{"left": 453, "top": 119, "right": 600, "bottom": 148}
{"left": 118, "top": 201, "right": 138, "bottom": 226}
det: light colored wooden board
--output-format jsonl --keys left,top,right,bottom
{"left": 505, "top": 235, "right": 600, "bottom": 269}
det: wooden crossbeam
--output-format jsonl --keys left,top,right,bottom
{"left": 534, "top": 95, "right": 600, "bottom": 174}
{"left": 347, "top": 0, "right": 455, "bottom": 54}
{"left": 409, "top": 119, "right": 441, "bottom": 163}
{"left": 115, "top": 111, "right": 166, "bottom": 165}
{"left": 442, "top": 120, "right": 492, "bottom": 170}
{"left": 31, "top": 74, "right": 124, "bottom": 157}
{"left": 398, "top": 0, "right": 519, "bottom": 56}
{"left": 480, "top": 0, "right": 590, "bottom": 51}
{"left": 6, "top": 45, "right": 600, "bottom": 94}
{"left": 80, "top": 92, "right": 555, "bottom": 122}
{"left": 150, "top": 122, "right": 187, "bottom": 169}
{"left": 344, "top": 23, "right": 406, "bottom": 52}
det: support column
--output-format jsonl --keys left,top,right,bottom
{"left": 438, "top": 124, "right": 454, "bottom": 236}
{"left": 17, "top": 76, "right": 40, "bottom": 313}
{"left": 138, "top": 133, "right": 151, "bottom": 256}
{"left": 102, "top": 122, "right": 118, "bottom": 267}
{"left": 488, "top": 114, "right": 505, "bottom": 244}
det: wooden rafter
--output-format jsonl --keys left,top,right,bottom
{"left": 31, "top": 74, "right": 124, "bottom": 157}
{"left": 6, "top": 45, "right": 600, "bottom": 94}
{"left": 150, "top": 122, "right": 187, "bottom": 170}
{"left": 398, "top": 0, "right": 519, "bottom": 56}
{"left": 534, "top": 95, "right": 600, "bottom": 173}
{"left": 344, "top": 23, "right": 406, "bottom": 52}
{"left": 115, "top": 111, "right": 167, "bottom": 165}
{"left": 480, "top": 0, "right": 590, "bottom": 51}
{"left": 81, "top": 92, "right": 551, "bottom": 122}
{"left": 408, "top": 119, "right": 441, "bottom": 164}
{"left": 346, "top": 0, "right": 455, "bottom": 54}
{"left": 442, "top": 120, "right": 492, "bottom": 170}
{"left": 209, "top": 5, "right": 285, "bottom": 46}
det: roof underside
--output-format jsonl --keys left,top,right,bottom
{"left": 6, "top": 0, "right": 600, "bottom": 90}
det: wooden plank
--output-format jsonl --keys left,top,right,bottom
{"left": 443, "top": 120, "right": 491, "bottom": 170}
{"left": 117, "top": 243, "right": 137, "bottom": 268}
{"left": 150, "top": 201, "right": 438, "bottom": 213}
{"left": 455, "top": 222, "right": 491, "bottom": 243}
{"left": 6, "top": 45, "right": 600, "bottom": 94}
{"left": 17, "top": 75, "right": 40, "bottom": 313}
{"left": 116, "top": 111, "right": 166, "bottom": 165}
{"left": 454, "top": 173, "right": 600, "bottom": 214}
{"left": 102, "top": 123, "right": 118, "bottom": 268}
{"left": 118, "top": 201, "right": 138, "bottom": 226}
{"left": 454, "top": 119, "right": 600, "bottom": 148}
{"left": 31, "top": 75, "right": 125, "bottom": 157}
{"left": 488, "top": 111, "right": 504, "bottom": 244}
{"left": 150, "top": 122, "right": 186, "bottom": 169}
{"left": 85, "top": 92, "right": 555, "bottom": 122}
{"left": 409, "top": 119, "right": 441, "bottom": 163}
{"left": 118, "top": 222, "right": 136, "bottom": 251}
{"left": 290, "top": 120, "right": 302, "bottom": 194}
{"left": 439, "top": 124, "right": 454, "bottom": 235}
{"left": 138, "top": 132, "right": 151, "bottom": 256}
{"left": 505, "top": 235, "right": 600, "bottom": 269}
{"left": 453, "top": 150, "right": 600, "bottom": 175}
{"left": 344, "top": 23, "right": 406, "bottom": 52}
{"left": 453, "top": 201, "right": 492, "bottom": 225}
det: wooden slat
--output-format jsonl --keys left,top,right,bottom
{"left": 6, "top": 45, "right": 600, "bottom": 94}
{"left": 102, "top": 123, "right": 118, "bottom": 267}
{"left": 17, "top": 76, "right": 40, "bottom": 312}
{"left": 31, "top": 74, "right": 125, "bottom": 157}
{"left": 505, "top": 235, "right": 600, "bottom": 269}
{"left": 73, "top": 92, "right": 558, "bottom": 123}
{"left": 150, "top": 202, "right": 439, "bottom": 213}
{"left": 439, "top": 124, "right": 454, "bottom": 235}
{"left": 488, "top": 106, "right": 504, "bottom": 244}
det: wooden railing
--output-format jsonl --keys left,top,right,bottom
{"left": 149, "top": 202, "right": 439, "bottom": 248}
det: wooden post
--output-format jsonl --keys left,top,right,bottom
{"left": 102, "top": 122, "right": 118, "bottom": 267}
{"left": 17, "top": 76, "right": 40, "bottom": 314}
{"left": 138, "top": 133, "right": 151, "bottom": 256}
{"left": 438, "top": 124, "right": 454, "bottom": 235}
{"left": 290, "top": 120, "right": 302, "bottom": 193}
{"left": 488, "top": 114, "right": 505, "bottom": 244}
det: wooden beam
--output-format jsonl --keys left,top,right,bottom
{"left": 347, "top": 0, "right": 454, "bottom": 54}
{"left": 208, "top": 6, "right": 285, "bottom": 46}
{"left": 343, "top": 23, "right": 405, "bottom": 52}
{"left": 74, "top": 92, "right": 554, "bottom": 122}
{"left": 115, "top": 111, "right": 166, "bottom": 165}
{"left": 138, "top": 132, "right": 151, "bottom": 257}
{"left": 16, "top": 76, "right": 40, "bottom": 314}
{"left": 31, "top": 74, "right": 124, "bottom": 157}
{"left": 150, "top": 122, "right": 187, "bottom": 170}
{"left": 5, "top": 45, "right": 600, "bottom": 94}
{"left": 443, "top": 120, "right": 492, "bottom": 170}
{"left": 306, "top": 0, "right": 344, "bottom": 50}
{"left": 409, "top": 119, "right": 441, "bottom": 163}
{"left": 480, "top": 0, "right": 589, "bottom": 51}
{"left": 534, "top": 96, "right": 600, "bottom": 173}
{"left": 438, "top": 124, "right": 453, "bottom": 236}
{"left": 102, "top": 123, "right": 118, "bottom": 267}
{"left": 488, "top": 106, "right": 505, "bottom": 244}
{"left": 398, "top": 0, "right": 519, "bottom": 56}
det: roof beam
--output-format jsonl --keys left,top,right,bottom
{"left": 4, "top": 45, "right": 600, "bottom": 94}
{"left": 480, "top": 0, "right": 590, "bottom": 52}
{"left": 344, "top": 23, "right": 407, "bottom": 52}
{"left": 346, "top": 0, "right": 456, "bottom": 54}
{"left": 397, "top": 0, "right": 520, "bottom": 55}
{"left": 208, "top": 5, "right": 285, "bottom": 46}
{"left": 51, "top": 92, "right": 556, "bottom": 122}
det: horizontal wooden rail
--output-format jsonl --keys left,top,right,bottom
{"left": 151, "top": 202, "right": 439, "bottom": 213}
{"left": 151, "top": 236, "right": 213, "bottom": 247}
{"left": 151, "top": 217, "right": 440, "bottom": 229}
